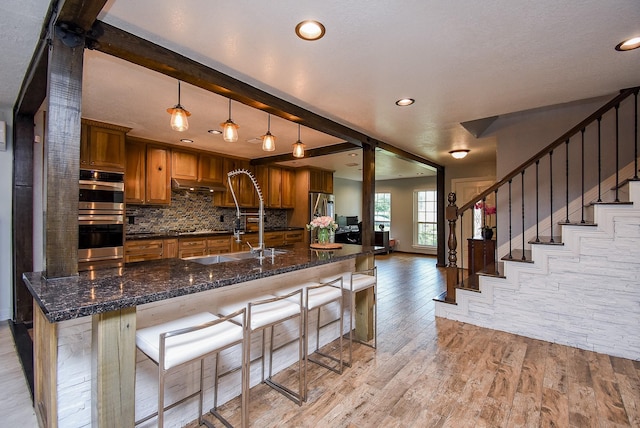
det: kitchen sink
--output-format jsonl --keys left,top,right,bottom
{"left": 183, "top": 249, "right": 288, "bottom": 265}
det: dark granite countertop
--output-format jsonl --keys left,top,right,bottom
{"left": 23, "top": 243, "right": 381, "bottom": 323}
{"left": 125, "top": 227, "right": 305, "bottom": 241}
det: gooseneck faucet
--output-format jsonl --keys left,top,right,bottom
{"left": 227, "top": 169, "right": 265, "bottom": 260}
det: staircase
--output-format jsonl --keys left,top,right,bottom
{"left": 435, "top": 87, "right": 640, "bottom": 361}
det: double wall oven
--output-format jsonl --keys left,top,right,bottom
{"left": 78, "top": 170, "right": 124, "bottom": 271}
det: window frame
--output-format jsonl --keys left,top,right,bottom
{"left": 374, "top": 192, "right": 391, "bottom": 232}
{"left": 414, "top": 189, "right": 438, "bottom": 248}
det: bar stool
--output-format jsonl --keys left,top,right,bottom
{"left": 135, "top": 309, "right": 247, "bottom": 427}
{"left": 272, "top": 278, "right": 344, "bottom": 401}
{"left": 321, "top": 267, "right": 377, "bottom": 366}
{"left": 217, "top": 289, "right": 304, "bottom": 411}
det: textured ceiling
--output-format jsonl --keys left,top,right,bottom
{"left": 2, "top": 1, "right": 639, "bottom": 180}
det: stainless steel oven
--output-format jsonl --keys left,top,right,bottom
{"left": 78, "top": 170, "right": 125, "bottom": 270}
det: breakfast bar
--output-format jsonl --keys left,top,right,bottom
{"left": 24, "top": 243, "right": 380, "bottom": 427}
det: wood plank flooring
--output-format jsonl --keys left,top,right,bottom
{"left": 191, "top": 252, "right": 640, "bottom": 428}
{"left": 1, "top": 253, "right": 638, "bottom": 427}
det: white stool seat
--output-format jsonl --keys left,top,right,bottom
{"left": 136, "top": 312, "right": 243, "bottom": 370}
{"left": 273, "top": 282, "right": 341, "bottom": 310}
{"left": 320, "top": 271, "right": 375, "bottom": 292}
{"left": 219, "top": 296, "right": 301, "bottom": 330}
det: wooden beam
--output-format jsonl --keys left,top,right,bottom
{"left": 361, "top": 144, "right": 375, "bottom": 246}
{"left": 88, "top": 20, "right": 376, "bottom": 147}
{"left": 250, "top": 142, "right": 359, "bottom": 165}
{"left": 376, "top": 141, "right": 443, "bottom": 171}
{"left": 57, "top": 0, "right": 108, "bottom": 32}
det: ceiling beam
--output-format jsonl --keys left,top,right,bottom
{"left": 376, "top": 141, "right": 443, "bottom": 172}
{"left": 88, "top": 20, "right": 381, "bottom": 147}
{"left": 57, "top": 0, "right": 108, "bottom": 31}
{"left": 251, "top": 142, "right": 360, "bottom": 165}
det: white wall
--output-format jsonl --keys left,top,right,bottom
{"left": 0, "top": 110, "right": 14, "bottom": 320}
{"left": 333, "top": 177, "right": 362, "bottom": 219}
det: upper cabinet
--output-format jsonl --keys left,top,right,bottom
{"left": 171, "top": 149, "right": 198, "bottom": 180}
{"left": 281, "top": 168, "right": 296, "bottom": 208}
{"left": 172, "top": 149, "right": 224, "bottom": 185}
{"left": 80, "top": 119, "right": 131, "bottom": 171}
{"left": 198, "top": 153, "right": 224, "bottom": 185}
{"left": 125, "top": 138, "right": 171, "bottom": 205}
{"left": 214, "top": 157, "right": 255, "bottom": 207}
{"left": 255, "top": 165, "right": 295, "bottom": 209}
{"left": 307, "top": 167, "right": 334, "bottom": 194}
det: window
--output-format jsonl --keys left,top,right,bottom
{"left": 415, "top": 190, "right": 437, "bottom": 247}
{"left": 374, "top": 192, "right": 391, "bottom": 232}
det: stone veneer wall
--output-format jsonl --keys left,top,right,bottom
{"left": 126, "top": 190, "right": 288, "bottom": 234}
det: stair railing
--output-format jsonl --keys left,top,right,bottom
{"left": 443, "top": 86, "right": 639, "bottom": 303}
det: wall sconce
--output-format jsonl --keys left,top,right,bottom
{"left": 292, "top": 123, "right": 305, "bottom": 158}
{"left": 220, "top": 99, "right": 239, "bottom": 142}
{"left": 166, "top": 81, "right": 190, "bottom": 132}
{"left": 449, "top": 149, "right": 470, "bottom": 159}
{"left": 262, "top": 114, "right": 276, "bottom": 152}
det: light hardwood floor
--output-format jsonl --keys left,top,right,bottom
{"left": 2, "top": 253, "right": 639, "bottom": 427}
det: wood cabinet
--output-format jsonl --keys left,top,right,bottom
{"left": 179, "top": 238, "right": 207, "bottom": 258}
{"left": 80, "top": 119, "right": 130, "bottom": 171}
{"left": 214, "top": 158, "right": 255, "bottom": 207}
{"left": 231, "top": 233, "right": 260, "bottom": 252}
{"left": 281, "top": 168, "right": 296, "bottom": 208}
{"left": 171, "top": 149, "right": 198, "bottom": 180}
{"left": 124, "top": 240, "right": 164, "bottom": 263}
{"left": 198, "top": 153, "right": 224, "bottom": 185}
{"left": 163, "top": 239, "right": 178, "bottom": 259}
{"left": 284, "top": 230, "right": 304, "bottom": 245}
{"left": 264, "top": 231, "right": 285, "bottom": 247}
{"left": 207, "top": 237, "right": 231, "bottom": 254}
{"left": 308, "top": 168, "right": 333, "bottom": 193}
{"left": 268, "top": 167, "right": 282, "bottom": 208}
{"left": 125, "top": 138, "right": 171, "bottom": 205}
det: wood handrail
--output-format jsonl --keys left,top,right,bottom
{"left": 458, "top": 86, "right": 640, "bottom": 213}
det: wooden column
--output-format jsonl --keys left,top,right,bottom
{"left": 44, "top": 26, "right": 83, "bottom": 278}
{"left": 91, "top": 307, "right": 137, "bottom": 427}
{"left": 445, "top": 192, "right": 459, "bottom": 303}
{"left": 361, "top": 142, "right": 375, "bottom": 246}
{"left": 354, "top": 254, "right": 375, "bottom": 341}
{"left": 34, "top": 302, "right": 57, "bottom": 428}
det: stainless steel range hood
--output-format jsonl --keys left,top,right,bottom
{"left": 171, "top": 178, "right": 226, "bottom": 193}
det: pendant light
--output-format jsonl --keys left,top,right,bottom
{"left": 220, "top": 99, "right": 239, "bottom": 142}
{"left": 292, "top": 123, "right": 305, "bottom": 158}
{"left": 261, "top": 113, "right": 276, "bottom": 152}
{"left": 166, "top": 81, "right": 190, "bottom": 132}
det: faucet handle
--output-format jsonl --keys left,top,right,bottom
{"left": 246, "top": 241, "right": 254, "bottom": 252}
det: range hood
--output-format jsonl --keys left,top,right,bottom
{"left": 171, "top": 178, "right": 226, "bottom": 193}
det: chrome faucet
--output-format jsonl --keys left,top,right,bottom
{"left": 227, "top": 169, "right": 265, "bottom": 260}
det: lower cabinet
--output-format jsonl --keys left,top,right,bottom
{"left": 163, "top": 239, "right": 178, "bottom": 259}
{"left": 284, "top": 230, "right": 304, "bottom": 245}
{"left": 207, "top": 237, "right": 231, "bottom": 254}
{"left": 179, "top": 238, "right": 207, "bottom": 258}
{"left": 125, "top": 240, "right": 164, "bottom": 263}
{"left": 264, "top": 232, "right": 285, "bottom": 247}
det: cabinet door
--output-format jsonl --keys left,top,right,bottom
{"left": 207, "top": 237, "right": 231, "bottom": 254}
{"left": 323, "top": 170, "right": 333, "bottom": 194}
{"left": 281, "top": 168, "right": 296, "bottom": 208}
{"left": 309, "top": 169, "right": 324, "bottom": 193}
{"left": 171, "top": 149, "right": 198, "bottom": 180}
{"left": 179, "top": 238, "right": 207, "bottom": 258}
{"left": 284, "top": 230, "right": 304, "bottom": 244}
{"left": 125, "top": 140, "right": 146, "bottom": 204}
{"left": 217, "top": 158, "right": 254, "bottom": 207}
{"left": 264, "top": 232, "right": 284, "bottom": 247}
{"left": 255, "top": 165, "right": 270, "bottom": 207}
{"left": 80, "top": 122, "right": 90, "bottom": 167}
{"left": 268, "top": 167, "right": 282, "bottom": 208}
{"left": 88, "top": 125, "right": 126, "bottom": 171}
{"left": 198, "top": 153, "right": 224, "bottom": 184}
{"left": 146, "top": 145, "right": 171, "bottom": 204}
{"left": 125, "top": 239, "right": 163, "bottom": 263}
{"left": 163, "top": 239, "right": 178, "bottom": 258}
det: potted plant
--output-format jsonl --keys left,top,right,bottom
{"left": 306, "top": 215, "right": 338, "bottom": 245}
{"left": 475, "top": 201, "right": 496, "bottom": 240}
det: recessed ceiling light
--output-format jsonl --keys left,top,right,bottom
{"left": 449, "top": 149, "right": 470, "bottom": 159}
{"left": 208, "top": 129, "right": 222, "bottom": 135}
{"left": 395, "top": 98, "right": 415, "bottom": 106}
{"left": 616, "top": 36, "right": 640, "bottom": 51}
{"left": 348, "top": 153, "right": 358, "bottom": 157}
{"left": 295, "top": 20, "right": 326, "bottom": 41}
{"left": 180, "top": 138, "right": 194, "bottom": 143}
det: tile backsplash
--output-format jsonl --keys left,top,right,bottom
{"left": 126, "top": 191, "right": 287, "bottom": 234}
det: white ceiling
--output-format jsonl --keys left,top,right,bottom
{"left": 2, "top": 1, "right": 639, "bottom": 181}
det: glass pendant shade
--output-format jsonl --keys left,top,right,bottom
{"left": 220, "top": 99, "right": 239, "bottom": 142}
{"left": 261, "top": 114, "right": 276, "bottom": 151}
{"left": 292, "top": 123, "right": 305, "bottom": 158}
{"left": 167, "top": 81, "right": 190, "bottom": 131}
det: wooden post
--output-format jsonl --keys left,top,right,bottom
{"left": 92, "top": 307, "right": 137, "bottom": 427}
{"left": 34, "top": 302, "right": 58, "bottom": 428}
{"left": 354, "top": 254, "right": 374, "bottom": 341}
{"left": 445, "top": 192, "right": 459, "bottom": 303}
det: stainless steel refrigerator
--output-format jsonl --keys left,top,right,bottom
{"left": 309, "top": 192, "right": 335, "bottom": 242}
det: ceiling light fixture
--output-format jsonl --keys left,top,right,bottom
{"left": 180, "top": 138, "right": 194, "bottom": 143}
{"left": 220, "top": 99, "right": 239, "bottom": 142}
{"left": 166, "top": 81, "right": 190, "bottom": 131}
{"left": 395, "top": 98, "right": 415, "bottom": 106}
{"left": 208, "top": 129, "right": 222, "bottom": 135}
{"left": 449, "top": 149, "right": 470, "bottom": 159}
{"left": 295, "top": 20, "right": 326, "bottom": 41}
{"left": 292, "top": 123, "right": 305, "bottom": 158}
{"left": 262, "top": 114, "right": 276, "bottom": 152}
{"left": 615, "top": 36, "right": 640, "bottom": 51}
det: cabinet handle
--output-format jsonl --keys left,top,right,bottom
{"left": 158, "top": 166, "right": 163, "bottom": 171}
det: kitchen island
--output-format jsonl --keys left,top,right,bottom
{"left": 24, "top": 243, "right": 380, "bottom": 427}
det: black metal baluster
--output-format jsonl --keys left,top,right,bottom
{"left": 597, "top": 118, "right": 602, "bottom": 202}
{"left": 581, "top": 128, "right": 585, "bottom": 223}
{"left": 521, "top": 170, "right": 526, "bottom": 260}
{"left": 615, "top": 104, "right": 620, "bottom": 202}
{"left": 565, "top": 139, "right": 570, "bottom": 223}
{"left": 535, "top": 160, "right": 540, "bottom": 242}
{"left": 508, "top": 179, "right": 513, "bottom": 259}
{"left": 549, "top": 150, "right": 555, "bottom": 243}
{"left": 494, "top": 189, "right": 499, "bottom": 275}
